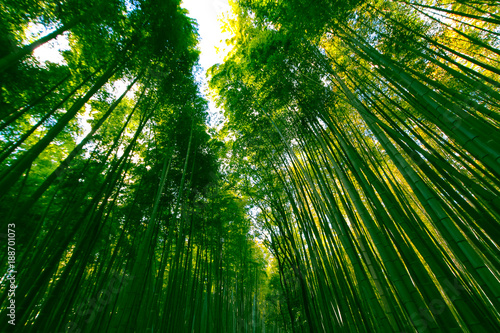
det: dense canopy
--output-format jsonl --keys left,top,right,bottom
{"left": 1, "top": 0, "right": 499, "bottom": 332}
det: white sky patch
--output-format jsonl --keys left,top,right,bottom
{"left": 181, "top": 0, "right": 235, "bottom": 129}
{"left": 106, "top": 78, "right": 138, "bottom": 101}
{"left": 25, "top": 23, "right": 71, "bottom": 66}
{"left": 182, "top": 0, "right": 234, "bottom": 70}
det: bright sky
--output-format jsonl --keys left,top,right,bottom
{"left": 182, "top": 0, "right": 233, "bottom": 71}
{"left": 181, "top": 0, "right": 234, "bottom": 128}
{"left": 27, "top": 24, "right": 70, "bottom": 64}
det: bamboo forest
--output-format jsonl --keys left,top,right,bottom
{"left": 1, "top": 0, "right": 500, "bottom": 331}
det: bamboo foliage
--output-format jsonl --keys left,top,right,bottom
{"left": 0, "top": 1, "right": 269, "bottom": 332}
{"left": 210, "top": 0, "right": 500, "bottom": 331}
{"left": 1, "top": 0, "right": 500, "bottom": 332}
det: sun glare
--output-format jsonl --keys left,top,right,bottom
{"left": 181, "top": 0, "right": 234, "bottom": 70}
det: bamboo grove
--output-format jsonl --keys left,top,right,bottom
{"left": 0, "top": 0, "right": 269, "bottom": 332}
{"left": 209, "top": 0, "right": 500, "bottom": 332}
{"left": 0, "top": 0, "right": 499, "bottom": 332}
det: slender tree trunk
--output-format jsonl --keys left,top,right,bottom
{"left": 11, "top": 73, "right": 140, "bottom": 217}
{"left": 0, "top": 60, "right": 123, "bottom": 197}
{"left": 0, "top": 72, "right": 71, "bottom": 127}
{"left": 0, "top": 17, "right": 82, "bottom": 73}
